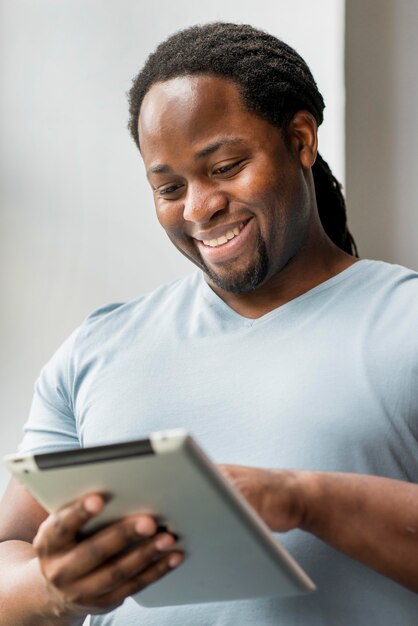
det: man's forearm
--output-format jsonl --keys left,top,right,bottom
{"left": 295, "top": 471, "right": 418, "bottom": 593}
{"left": 0, "top": 540, "right": 84, "bottom": 626}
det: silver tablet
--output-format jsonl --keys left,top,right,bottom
{"left": 4, "top": 429, "right": 315, "bottom": 607}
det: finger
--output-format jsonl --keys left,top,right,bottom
{"left": 74, "top": 550, "right": 184, "bottom": 609}
{"left": 59, "top": 532, "right": 179, "bottom": 601}
{"left": 33, "top": 494, "right": 105, "bottom": 556}
{"left": 217, "top": 464, "right": 235, "bottom": 480}
{"left": 47, "top": 515, "right": 159, "bottom": 584}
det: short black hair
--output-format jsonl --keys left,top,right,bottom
{"left": 127, "top": 22, "right": 357, "bottom": 256}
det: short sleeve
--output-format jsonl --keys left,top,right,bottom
{"left": 18, "top": 328, "right": 81, "bottom": 454}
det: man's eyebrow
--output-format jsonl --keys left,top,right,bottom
{"left": 147, "top": 164, "right": 172, "bottom": 175}
{"left": 195, "top": 138, "right": 245, "bottom": 159}
{"left": 147, "top": 138, "right": 245, "bottom": 176}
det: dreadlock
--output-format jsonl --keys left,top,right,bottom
{"left": 127, "top": 22, "right": 357, "bottom": 256}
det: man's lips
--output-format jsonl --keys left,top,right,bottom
{"left": 193, "top": 218, "right": 252, "bottom": 243}
{"left": 194, "top": 217, "right": 255, "bottom": 263}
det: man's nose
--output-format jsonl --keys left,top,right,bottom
{"left": 183, "top": 183, "right": 227, "bottom": 224}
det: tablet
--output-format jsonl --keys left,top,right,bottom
{"left": 4, "top": 429, "right": 315, "bottom": 607}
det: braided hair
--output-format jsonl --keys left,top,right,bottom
{"left": 128, "top": 22, "right": 357, "bottom": 256}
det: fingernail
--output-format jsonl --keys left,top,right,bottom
{"left": 135, "top": 518, "right": 154, "bottom": 536}
{"left": 169, "top": 553, "right": 183, "bottom": 568}
{"left": 155, "top": 533, "right": 175, "bottom": 551}
{"left": 83, "top": 495, "right": 103, "bottom": 514}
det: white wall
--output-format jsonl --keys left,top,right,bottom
{"left": 346, "top": 0, "right": 418, "bottom": 270}
{"left": 0, "top": 0, "right": 345, "bottom": 495}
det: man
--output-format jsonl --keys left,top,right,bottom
{"left": 1, "top": 22, "right": 418, "bottom": 625}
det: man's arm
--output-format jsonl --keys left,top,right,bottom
{"left": 0, "top": 478, "right": 183, "bottom": 625}
{"left": 219, "top": 465, "right": 418, "bottom": 593}
{"left": 0, "top": 478, "right": 79, "bottom": 626}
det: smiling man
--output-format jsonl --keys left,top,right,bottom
{"left": 138, "top": 72, "right": 355, "bottom": 317}
{"left": 1, "top": 22, "right": 418, "bottom": 626}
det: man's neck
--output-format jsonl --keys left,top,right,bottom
{"left": 206, "top": 243, "right": 358, "bottom": 320}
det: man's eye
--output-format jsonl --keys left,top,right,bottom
{"left": 158, "top": 184, "right": 182, "bottom": 196}
{"left": 213, "top": 160, "right": 245, "bottom": 175}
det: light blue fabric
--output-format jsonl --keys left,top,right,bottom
{"left": 20, "top": 259, "right": 418, "bottom": 624}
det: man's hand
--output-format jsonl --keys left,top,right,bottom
{"left": 33, "top": 494, "right": 183, "bottom": 620}
{"left": 218, "top": 465, "right": 306, "bottom": 532}
{"left": 219, "top": 465, "right": 418, "bottom": 593}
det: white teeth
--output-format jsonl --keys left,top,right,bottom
{"left": 201, "top": 222, "right": 246, "bottom": 247}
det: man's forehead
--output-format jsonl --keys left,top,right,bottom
{"left": 138, "top": 75, "right": 245, "bottom": 144}
{"left": 141, "top": 74, "right": 240, "bottom": 109}
{"left": 137, "top": 73, "right": 284, "bottom": 172}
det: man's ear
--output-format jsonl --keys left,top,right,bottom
{"left": 287, "top": 111, "right": 318, "bottom": 169}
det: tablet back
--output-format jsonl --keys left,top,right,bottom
{"left": 5, "top": 430, "right": 315, "bottom": 606}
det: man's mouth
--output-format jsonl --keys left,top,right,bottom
{"left": 200, "top": 221, "right": 247, "bottom": 248}
{"left": 194, "top": 218, "right": 255, "bottom": 263}
{"left": 194, "top": 218, "right": 252, "bottom": 247}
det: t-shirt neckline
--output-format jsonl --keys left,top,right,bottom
{"left": 199, "top": 259, "right": 372, "bottom": 327}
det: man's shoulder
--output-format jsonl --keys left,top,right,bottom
{"left": 357, "top": 258, "right": 418, "bottom": 280}
{"left": 349, "top": 258, "right": 418, "bottom": 298}
{"left": 318, "top": 259, "right": 418, "bottom": 337}
{"left": 78, "top": 271, "right": 201, "bottom": 337}
{"left": 356, "top": 259, "right": 418, "bottom": 343}
{"left": 359, "top": 258, "right": 418, "bottom": 296}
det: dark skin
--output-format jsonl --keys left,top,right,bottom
{"left": 0, "top": 73, "right": 418, "bottom": 625}
{"left": 0, "top": 480, "right": 183, "bottom": 624}
{"left": 139, "top": 74, "right": 355, "bottom": 319}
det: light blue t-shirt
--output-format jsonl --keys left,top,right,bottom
{"left": 20, "top": 259, "right": 418, "bottom": 624}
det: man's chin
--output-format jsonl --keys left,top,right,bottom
{"left": 191, "top": 230, "right": 270, "bottom": 294}
{"left": 203, "top": 251, "right": 269, "bottom": 295}
{"left": 204, "top": 269, "right": 261, "bottom": 293}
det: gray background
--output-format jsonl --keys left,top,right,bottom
{"left": 0, "top": 0, "right": 345, "bottom": 494}
{"left": 346, "top": 0, "right": 418, "bottom": 271}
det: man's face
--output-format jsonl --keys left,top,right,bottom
{"left": 138, "top": 74, "right": 313, "bottom": 294}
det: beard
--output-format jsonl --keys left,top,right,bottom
{"left": 198, "top": 231, "right": 270, "bottom": 294}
